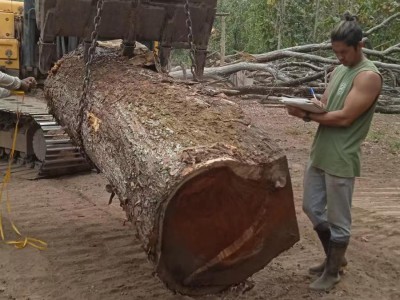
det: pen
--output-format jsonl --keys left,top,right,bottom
{"left": 310, "top": 88, "right": 318, "bottom": 101}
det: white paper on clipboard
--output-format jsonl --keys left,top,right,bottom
{"left": 280, "top": 97, "right": 327, "bottom": 114}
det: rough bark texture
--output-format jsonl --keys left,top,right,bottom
{"left": 44, "top": 49, "right": 299, "bottom": 295}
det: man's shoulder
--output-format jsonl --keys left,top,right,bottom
{"left": 352, "top": 70, "right": 382, "bottom": 97}
{"left": 354, "top": 70, "right": 382, "bottom": 85}
{"left": 352, "top": 59, "right": 381, "bottom": 81}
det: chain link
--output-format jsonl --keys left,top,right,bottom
{"left": 184, "top": 0, "right": 198, "bottom": 81}
{"left": 77, "top": 0, "right": 105, "bottom": 148}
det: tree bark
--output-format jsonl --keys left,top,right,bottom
{"left": 220, "top": 15, "right": 227, "bottom": 65}
{"left": 312, "top": 0, "right": 320, "bottom": 41}
{"left": 44, "top": 51, "right": 299, "bottom": 295}
{"left": 276, "top": 0, "right": 286, "bottom": 50}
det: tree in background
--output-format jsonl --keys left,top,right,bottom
{"left": 210, "top": 0, "right": 399, "bottom": 56}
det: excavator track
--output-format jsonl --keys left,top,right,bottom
{"left": 0, "top": 95, "right": 92, "bottom": 179}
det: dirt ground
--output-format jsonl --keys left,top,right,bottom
{"left": 0, "top": 100, "right": 399, "bottom": 300}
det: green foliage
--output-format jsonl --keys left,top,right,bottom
{"left": 208, "top": 0, "right": 399, "bottom": 55}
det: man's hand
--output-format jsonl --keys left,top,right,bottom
{"left": 20, "top": 77, "right": 37, "bottom": 92}
{"left": 311, "top": 98, "right": 326, "bottom": 109}
{"left": 308, "top": 71, "right": 381, "bottom": 127}
{"left": 286, "top": 106, "right": 307, "bottom": 119}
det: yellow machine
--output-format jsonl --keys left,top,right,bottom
{"left": 0, "top": 0, "right": 23, "bottom": 76}
{"left": 0, "top": 1, "right": 92, "bottom": 178}
{"left": 0, "top": 0, "right": 217, "bottom": 178}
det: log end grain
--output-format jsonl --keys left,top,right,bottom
{"left": 157, "top": 157, "right": 299, "bottom": 295}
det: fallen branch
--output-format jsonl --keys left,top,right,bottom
{"left": 373, "top": 61, "right": 400, "bottom": 71}
{"left": 254, "top": 50, "right": 338, "bottom": 64}
{"left": 219, "top": 86, "right": 325, "bottom": 97}
{"left": 365, "top": 12, "right": 400, "bottom": 36}
{"left": 382, "top": 43, "right": 400, "bottom": 56}
{"left": 225, "top": 43, "right": 332, "bottom": 62}
{"left": 375, "top": 105, "right": 400, "bottom": 114}
{"left": 170, "top": 62, "right": 290, "bottom": 82}
{"left": 275, "top": 67, "right": 334, "bottom": 87}
{"left": 277, "top": 62, "right": 324, "bottom": 72}
{"left": 364, "top": 48, "right": 400, "bottom": 64}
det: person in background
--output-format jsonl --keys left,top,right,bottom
{"left": 0, "top": 71, "right": 36, "bottom": 98}
{"left": 286, "top": 12, "right": 382, "bottom": 291}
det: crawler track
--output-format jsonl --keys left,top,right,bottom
{"left": 0, "top": 95, "right": 91, "bottom": 178}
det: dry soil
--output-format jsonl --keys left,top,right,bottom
{"left": 0, "top": 100, "right": 399, "bottom": 300}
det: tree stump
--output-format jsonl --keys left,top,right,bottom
{"left": 44, "top": 49, "right": 299, "bottom": 295}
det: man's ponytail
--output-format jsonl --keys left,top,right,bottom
{"left": 331, "top": 12, "right": 363, "bottom": 48}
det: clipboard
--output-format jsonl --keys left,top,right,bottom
{"left": 280, "top": 96, "right": 327, "bottom": 114}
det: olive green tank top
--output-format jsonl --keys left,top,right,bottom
{"left": 310, "top": 59, "right": 381, "bottom": 178}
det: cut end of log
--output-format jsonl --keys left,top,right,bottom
{"left": 156, "top": 157, "right": 299, "bottom": 295}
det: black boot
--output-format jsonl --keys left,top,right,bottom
{"left": 309, "top": 223, "right": 347, "bottom": 275}
{"left": 309, "top": 241, "right": 348, "bottom": 291}
{"left": 308, "top": 223, "right": 330, "bottom": 275}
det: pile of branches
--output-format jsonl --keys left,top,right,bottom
{"left": 169, "top": 12, "right": 400, "bottom": 114}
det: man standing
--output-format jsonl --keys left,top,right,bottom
{"left": 287, "top": 13, "right": 382, "bottom": 291}
{"left": 0, "top": 71, "right": 36, "bottom": 98}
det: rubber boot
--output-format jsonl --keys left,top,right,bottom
{"left": 309, "top": 241, "right": 348, "bottom": 291}
{"left": 309, "top": 223, "right": 347, "bottom": 275}
{"left": 308, "top": 223, "right": 330, "bottom": 275}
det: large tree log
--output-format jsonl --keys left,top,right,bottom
{"left": 44, "top": 50, "right": 299, "bottom": 295}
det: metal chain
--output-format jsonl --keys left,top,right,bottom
{"left": 184, "top": 0, "right": 198, "bottom": 81}
{"left": 77, "top": 0, "right": 105, "bottom": 148}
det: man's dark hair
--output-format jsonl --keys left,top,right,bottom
{"left": 331, "top": 12, "right": 363, "bottom": 48}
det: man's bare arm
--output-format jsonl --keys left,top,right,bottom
{"left": 287, "top": 70, "right": 382, "bottom": 127}
{"left": 310, "top": 71, "right": 382, "bottom": 127}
